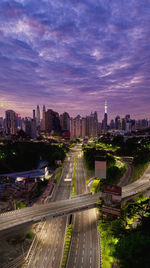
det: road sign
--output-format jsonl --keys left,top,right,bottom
{"left": 95, "top": 161, "right": 106, "bottom": 178}
{"left": 101, "top": 184, "right": 122, "bottom": 216}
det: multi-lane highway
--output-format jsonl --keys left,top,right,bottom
{"left": 1, "top": 162, "right": 150, "bottom": 234}
{"left": 24, "top": 151, "right": 73, "bottom": 268}
{"left": 66, "top": 147, "right": 100, "bottom": 268}
{"left": 0, "top": 191, "right": 100, "bottom": 234}
{"left": 122, "top": 164, "right": 150, "bottom": 198}
{"left": 1, "top": 145, "right": 150, "bottom": 268}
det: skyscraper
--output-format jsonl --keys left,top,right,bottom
{"left": 60, "top": 112, "right": 70, "bottom": 131}
{"left": 33, "top": 109, "right": 36, "bottom": 120}
{"left": 115, "top": 115, "right": 121, "bottom": 130}
{"left": 36, "top": 105, "right": 40, "bottom": 129}
{"left": 43, "top": 109, "right": 61, "bottom": 135}
{"left": 5, "top": 110, "right": 17, "bottom": 135}
{"left": 102, "top": 101, "right": 108, "bottom": 133}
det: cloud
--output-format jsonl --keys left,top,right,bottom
{"left": 0, "top": 0, "right": 149, "bottom": 120}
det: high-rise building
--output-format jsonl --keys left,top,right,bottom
{"left": 60, "top": 112, "right": 70, "bottom": 131}
{"left": 16, "top": 114, "right": 22, "bottom": 130}
{"left": 33, "top": 109, "right": 36, "bottom": 120}
{"left": 97, "top": 122, "right": 102, "bottom": 135}
{"left": 41, "top": 105, "right": 46, "bottom": 131}
{"left": 5, "top": 110, "right": 17, "bottom": 135}
{"left": 86, "top": 112, "right": 98, "bottom": 137}
{"left": 36, "top": 105, "right": 40, "bottom": 129}
{"left": 0, "top": 117, "right": 4, "bottom": 135}
{"left": 71, "top": 111, "right": 98, "bottom": 138}
{"left": 43, "top": 109, "right": 61, "bottom": 135}
{"left": 22, "top": 117, "right": 37, "bottom": 138}
{"left": 71, "top": 116, "right": 86, "bottom": 138}
{"left": 115, "top": 115, "right": 121, "bottom": 130}
{"left": 125, "top": 114, "right": 130, "bottom": 121}
{"left": 102, "top": 101, "right": 108, "bottom": 133}
{"left": 110, "top": 119, "right": 115, "bottom": 130}
{"left": 122, "top": 118, "right": 126, "bottom": 131}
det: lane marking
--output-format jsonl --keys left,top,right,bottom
{"left": 90, "top": 257, "right": 92, "bottom": 264}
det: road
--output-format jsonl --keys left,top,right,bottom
{"left": 66, "top": 146, "right": 100, "bottom": 268}
{"left": 1, "top": 162, "right": 150, "bottom": 233}
{"left": 122, "top": 163, "right": 150, "bottom": 198}
{"left": 0, "top": 191, "right": 100, "bottom": 234}
{"left": 24, "top": 151, "right": 73, "bottom": 268}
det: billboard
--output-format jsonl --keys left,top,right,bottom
{"left": 95, "top": 161, "right": 106, "bottom": 178}
{"left": 101, "top": 184, "right": 122, "bottom": 216}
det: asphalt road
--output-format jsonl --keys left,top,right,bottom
{"left": 122, "top": 163, "right": 150, "bottom": 198}
{"left": 0, "top": 191, "right": 100, "bottom": 234}
{"left": 66, "top": 146, "right": 100, "bottom": 268}
{"left": 24, "top": 151, "right": 74, "bottom": 268}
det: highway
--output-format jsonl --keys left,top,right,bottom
{"left": 66, "top": 147, "right": 100, "bottom": 268}
{"left": 24, "top": 151, "right": 73, "bottom": 268}
{"left": 1, "top": 146, "right": 150, "bottom": 268}
{"left": 0, "top": 192, "right": 100, "bottom": 234}
{"left": 1, "top": 162, "right": 150, "bottom": 233}
{"left": 122, "top": 164, "right": 150, "bottom": 198}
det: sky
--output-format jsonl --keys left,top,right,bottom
{"left": 0, "top": 0, "right": 150, "bottom": 121}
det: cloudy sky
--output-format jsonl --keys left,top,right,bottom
{"left": 0, "top": 0, "right": 150, "bottom": 121}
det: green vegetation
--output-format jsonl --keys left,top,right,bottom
{"left": 114, "top": 136, "right": 150, "bottom": 182}
{"left": 98, "top": 196, "right": 150, "bottom": 268}
{"left": 132, "top": 161, "right": 150, "bottom": 182}
{"left": 83, "top": 136, "right": 150, "bottom": 186}
{"left": 12, "top": 200, "right": 26, "bottom": 210}
{"left": 16, "top": 201, "right": 26, "bottom": 209}
{"left": 0, "top": 141, "right": 68, "bottom": 174}
{"left": 61, "top": 224, "right": 72, "bottom": 268}
{"left": 83, "top": 145, "right": 126, "bottom": 187}
{"left": 91, "top": 179, "right": 100, "bottom": 193}
{"left": 26, "top": 231, "right": 35, "bottom": 239}
{"left": 54, "top": 168, "right": 62, "bottom": 183}
{"left": 71, "top": 153, "right": 77, "bottom": 197}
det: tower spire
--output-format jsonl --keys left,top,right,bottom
{"left": 104, "top": 100, "right": 107, "bottom": 114}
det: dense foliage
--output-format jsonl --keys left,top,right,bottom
{"left": 98, "top": 197, "right": 150, "bottom": 268}
{"left": 0, "top": 141, "right": 68, "bottom": 174}
{"left": 83, "top": 145, "right": 126, "bottom": 186}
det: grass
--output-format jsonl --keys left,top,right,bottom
{"left": 26, "top": 231, "right": 35, "bottom": 239}
{"left": 98, "top": 220, "right": 115, "bottom": 268}
{"left": 54, "top": 167, "right": 63, "bottom": 183}
{"left": 61, "top": 224, "right": 72, "bottom": 267}
{"left": 71, "top": 153, "right": 77, "bottom": 197}
{"left": 132, "top": 161, "right": 150, "bottom": 183}
{"left": 91, "top": 180, "right": 100, "bottom": 193}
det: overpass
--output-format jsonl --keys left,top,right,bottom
{"left": 1, "top": 177, "right": 150, "bottom": 235}
{"left": 0, "top": 193, "right": 101, "bottom": 234}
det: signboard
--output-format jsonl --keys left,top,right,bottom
{"left": 95, "top": 161, "right": 106, "bottom": 178}
{"left": 101, "top": 184, "right": 122, "bottom": 216}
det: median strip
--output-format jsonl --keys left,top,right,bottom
{"left": 71, "top": 153, "right": 77, "bottom": 197}
{"left": 61, "top": 224, "right": 72, "bottom": 268}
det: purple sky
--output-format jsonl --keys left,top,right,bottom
{"left": 0, "top": 0, "right": 150, "bottom": 122}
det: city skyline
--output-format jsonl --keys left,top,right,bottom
{"left": 0, "top": 1, "right": 150, "bottom": 119}
{"left": 1, "top": 104, "right": 150, "bottom": 123}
